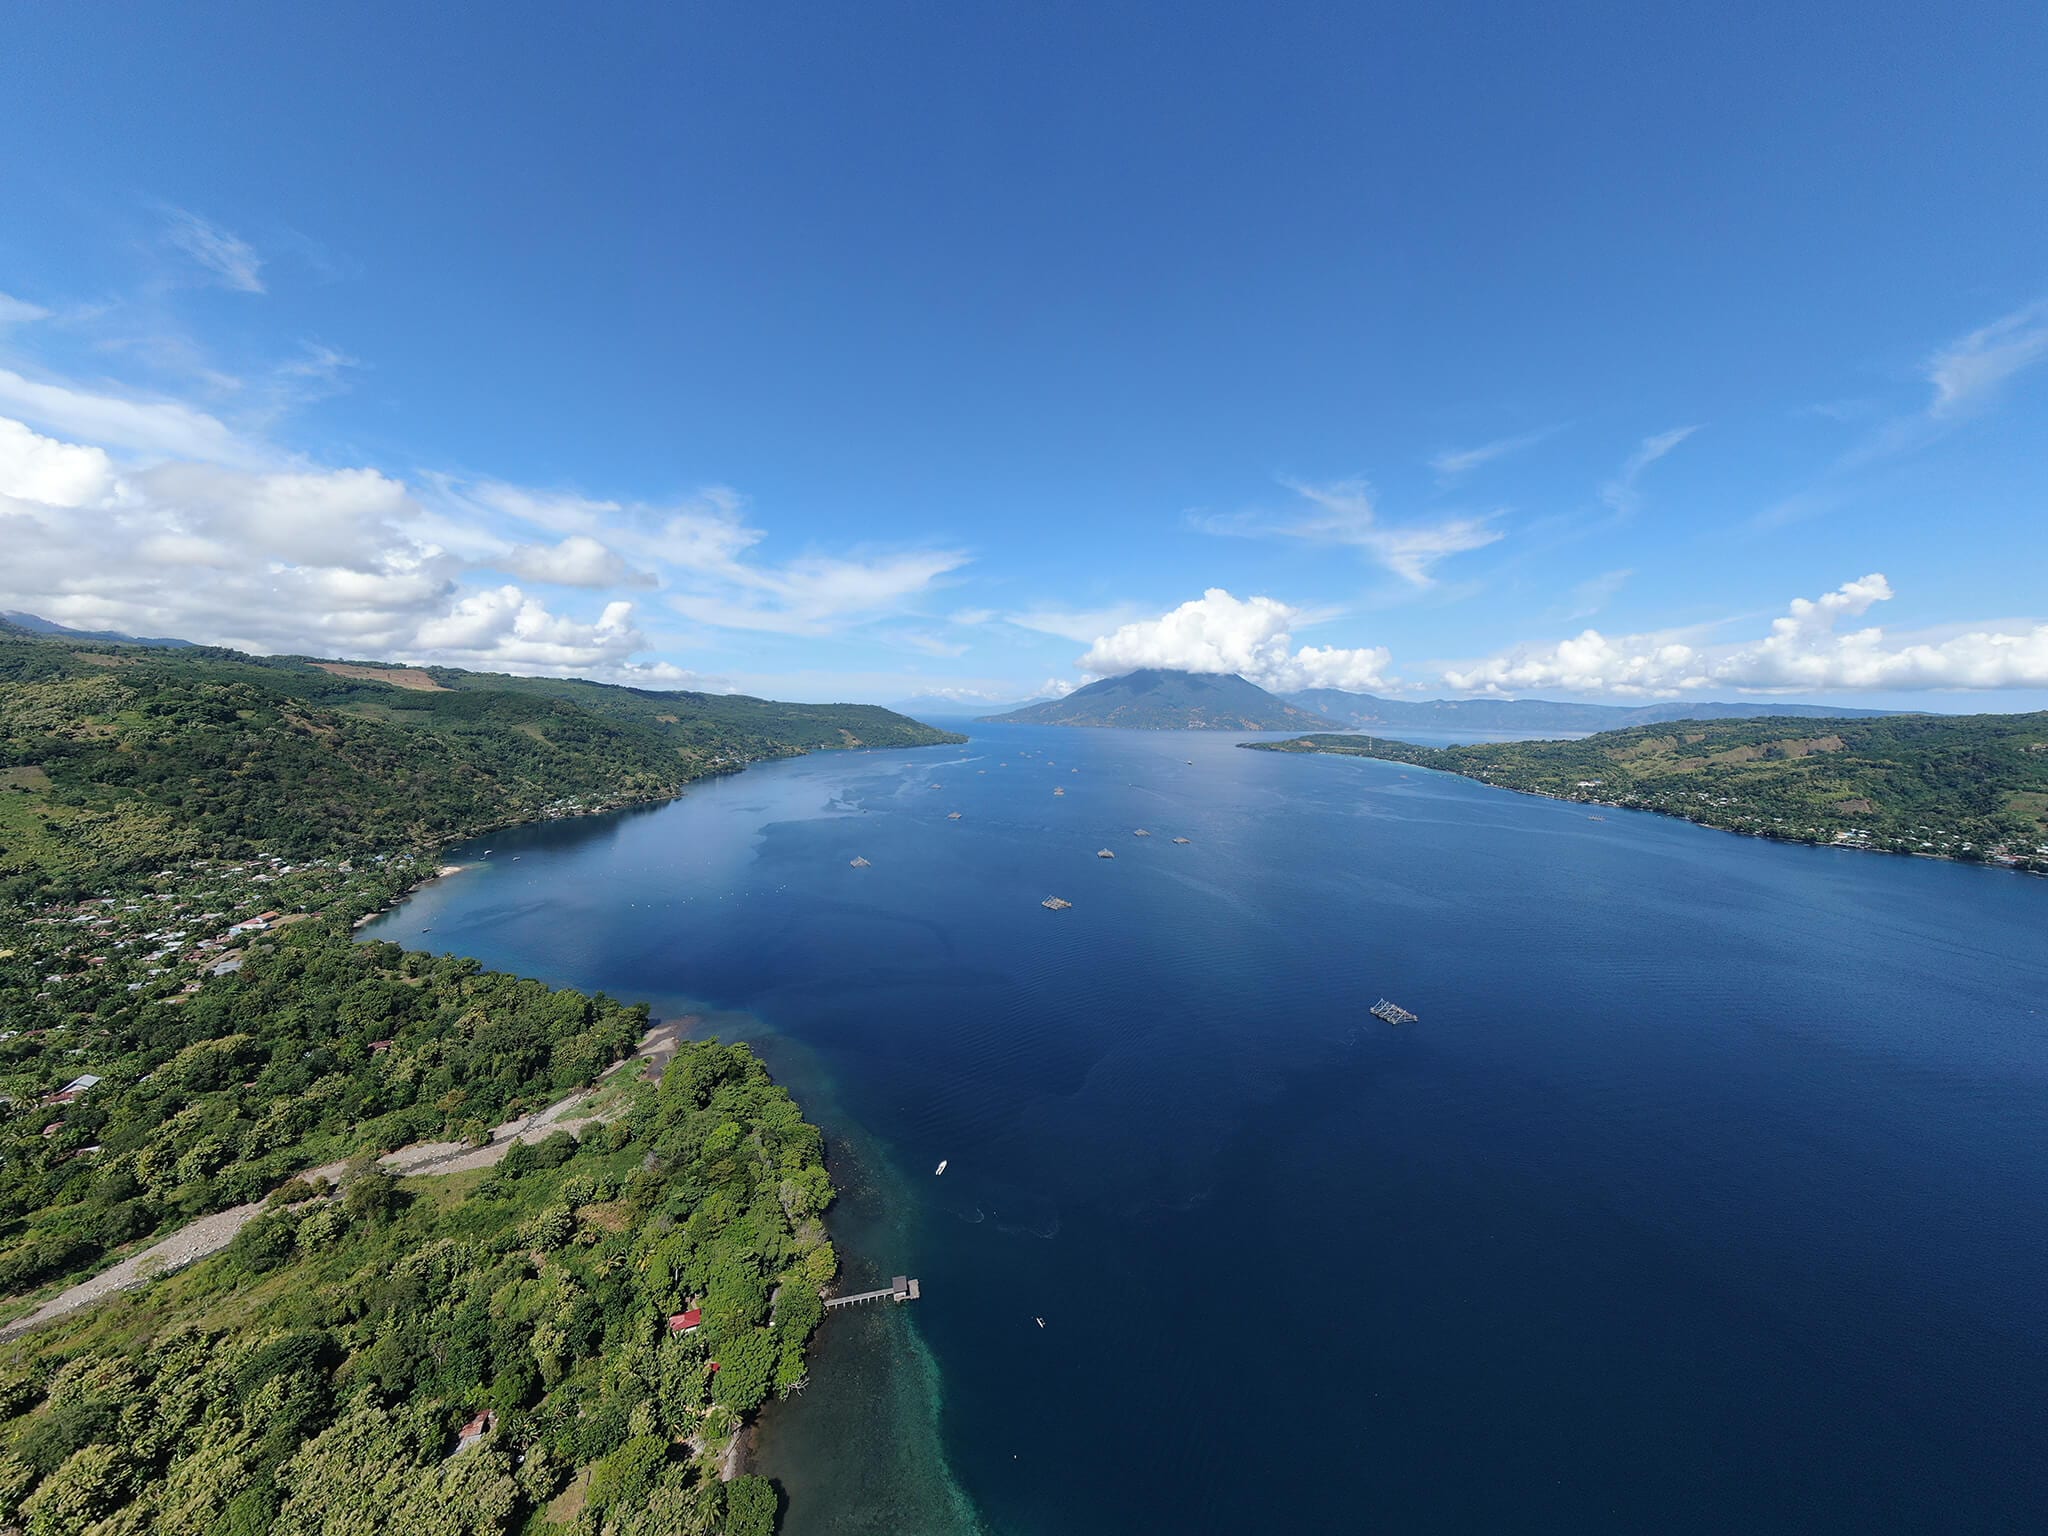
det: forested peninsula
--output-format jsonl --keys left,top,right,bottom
{"left": 1248, "top": 711, "right": 2048, "bottom": 871}
{"left": 0, "top": 625, "right": 953, "bottom": 1534}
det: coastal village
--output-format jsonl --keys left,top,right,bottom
{"left": 0, "top": 850, "right": 435, "bottom": 1143}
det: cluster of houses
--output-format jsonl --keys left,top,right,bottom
{"left": 1, "top": 851, "right": 433, "bottom": 1135}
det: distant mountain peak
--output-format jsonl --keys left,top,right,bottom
{"left": 987, "top": 669, "right": 1336, "bottom": 730}
{"left": 1, "top": 611, "right": 194, "bottom": 648}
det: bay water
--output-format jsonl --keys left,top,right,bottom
{"left": 364, "top": 723, "right": 2048, "bottom": 1534}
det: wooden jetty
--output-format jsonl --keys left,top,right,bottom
{"left": 824, "top": 1275, "right": 921, "bottom": 1309}
{"left": 1370, "top": 998, "right": 1418, "bottom": 1026}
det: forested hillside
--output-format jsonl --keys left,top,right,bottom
{"left": 0, "top": 1037, "right": 828, "bottom": 1536}
{"left": 0, "top": 627, "right": 959, "bottom": 900}
{"left": 1250, "top": 712, "right": 2048, "bottom": 868}
{"left": 0, "top": 627, "right": 942, "bottom": 1532}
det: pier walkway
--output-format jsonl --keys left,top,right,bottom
{"left": 824, "top": 1275, "right": 921, "bottom": 1308}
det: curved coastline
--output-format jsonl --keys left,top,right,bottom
{"left": 359, "top": 791, "right": 991, "bottom": 1536}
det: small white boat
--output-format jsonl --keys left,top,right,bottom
{"left": 935, "top": 1159, "right": 948, "bottom": 1176}
{"left": 1035, "top": 1317, "right": 1045, "bottom": 1328}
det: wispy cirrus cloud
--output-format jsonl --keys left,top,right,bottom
{"left": 1599, "top": 425, "right": 1698, "bottom": 516}
{"left": 1198, "top": 477, "right": 1502, "bottom": 587}
{"left": 442, "top": 479, "right": 969, "bottom": 638}
{"left": 1002, "top": 602, "right": 1155, "bottom": 643}
{"left": 0, "top": 293, "right": 51, "bottom": 327}
{"left": 1926, "top": 298, "right": 2048, "bottom": 418}
{"left": 1760, "top": 298, "right": 2048, "bottom": 520}
{"left": 0, "top": 366, "right": 257, "bottom": 465}
{"left": 1558, "top": 567, "right": 1632, "bottom": 621}
{"left": 160, "top": 207, "right": 267, "bottom": 294}
{"left": 1429, "top": 424, "right": 1564, "bottom": 480}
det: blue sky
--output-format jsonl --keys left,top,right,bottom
{"left": 1, "top": 2, "right": 2045, "bottom": 708}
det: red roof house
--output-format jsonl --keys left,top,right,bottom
{"left": 450, "top": 1409, "right": 497, "bottom": 1458}
{"left": 667, "top": 1308, "right": 703, "bottom": 1334}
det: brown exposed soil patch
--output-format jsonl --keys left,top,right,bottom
{"left": 578, "top": 1202, "right": 632, "bottom": 1233}
{"left": 1776, "top": 734, "right": 1846, "bottom": 756}
{"left": 312, "top": 662, "right": 448, "bottom": 691}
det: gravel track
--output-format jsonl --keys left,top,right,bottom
{"left": 0, "top": 1022, "right": 684, "bottom": 1343}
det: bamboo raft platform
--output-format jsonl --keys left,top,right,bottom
{"left": 1370, "top": 998, "right": 1418, "bottom": 1026}
{"left": 1042, "top": 896, "right": 1072, "bottom": 910}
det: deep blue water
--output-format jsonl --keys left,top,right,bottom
{"left": 365, "top": 724, "right": 2048, "bottom": 1535}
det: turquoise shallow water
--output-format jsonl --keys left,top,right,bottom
{"left": 367, "top": 723, "right": 2048, "bottom": 1534}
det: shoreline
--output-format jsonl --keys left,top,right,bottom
{"left": 1250, "top": 739, "right": 2048, "bottom": 876}
{"left": 354, "top": 751, "right": 987, "bottom": 1535}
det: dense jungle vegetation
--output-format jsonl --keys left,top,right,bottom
{"left": 0, "top": 1038, "right": 832, "bottom": 1536}
{"left": 0, "top": 915, "right": 647, "bottom": 1299}
{"left": 0, "top": 627, "right": 935, "bottom": 1531}
{"left": 1250, "top": 712, "right": 2048, "bottom": 867}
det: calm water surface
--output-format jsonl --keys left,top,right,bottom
{"left": 366, "top": 723, "right": 2048, "bottom": 1534}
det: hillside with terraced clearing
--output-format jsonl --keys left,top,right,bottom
{"left": 1249, "top": 711, "right": 2048, "bottom": 868}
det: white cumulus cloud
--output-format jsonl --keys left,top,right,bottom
{"left": 497, "top": 534, "right": 648, "bottom": 588}
{"left": 1078, "top": 588, "right": 1394, "bottom": 693}
{"left": 0, "top": 418, "right": 116, "bottom": 507}
{"left": 0, "top": 412, "right": 660, "bottom": 678}
{"left": 1443, "top": 574, "right": 2048, "bottom": 695}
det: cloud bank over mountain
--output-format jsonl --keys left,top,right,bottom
{"left": 1078, "top": 589, "right": 1395, "bottom": 693}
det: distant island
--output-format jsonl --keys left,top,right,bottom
{"left": 0, "top": 622, "right": 961, "bottom": 1532}
{"left": 1279, "top": 687, "right": 1899, "bottom": 734}
{"left": 986, "top": 669, "right": 1334, "bottom": 730}
{"left": 1248, "top": 713, "right": 2048, "bottom": 870}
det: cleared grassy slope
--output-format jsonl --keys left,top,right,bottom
{"left": 1250, "top": 711, "right": 2048, "bottom": 866}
